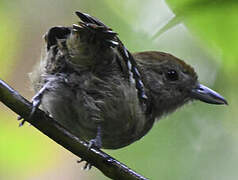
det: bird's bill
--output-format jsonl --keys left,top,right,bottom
{"left": 190, "top": 84, "right": 228, "bottom": 105}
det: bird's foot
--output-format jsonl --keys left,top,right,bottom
{"left": 77, "top": 126, "right": 102, "bottom": 170}
{"left": 17, "top": 94, "right": 42, "bottom": 126}
{"left": 17, "top": 116, "right": 26, "bottom": 127}
{"left": 17, "top": 82, "right": 50, "bottom": 127}
{"left": 76, "top": 139, "right": 101, "bottom": 171}
{"left": 88, "top": 138, "right": 102, "bottom": 150}
{"left": 77, "top": 139, "right": 101, "bottom": 170}
{"left": 88, "top": 125, "right": 102, "bottom": 150}
{"left": 77, "top": 158, "right": 93, "bottom": 170}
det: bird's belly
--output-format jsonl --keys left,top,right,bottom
{"left": 40, "top": 82, "right": 148, "bottom": 149}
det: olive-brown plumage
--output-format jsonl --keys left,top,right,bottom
{"left": 29, "top": 11, "right": 227, "bottom": 150}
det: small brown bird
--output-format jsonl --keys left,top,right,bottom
{"left": 29, "top": 11, "right": 227, "bottom": 150}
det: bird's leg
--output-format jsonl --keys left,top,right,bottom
{"left": 88, "top": 125, "right": 102, "bottom": 149}
{"left": 77, "top": 125, "right": 102, "bottom": 170}
{"left": 18, "top": 82, "right": 50, "bottom": 126}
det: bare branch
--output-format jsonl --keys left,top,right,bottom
{"left": 0, "top": 79, "right": 148, "bottom": 180}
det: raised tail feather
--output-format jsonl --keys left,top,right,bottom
{"left": 44, "top": 11, "right": 149, "bottom": 112}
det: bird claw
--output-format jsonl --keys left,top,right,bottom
{"left": 17, "top": 115, "right": 23, "bottom": 121}
{"left": 18, "top": 119, "right": 26, "bottom": 127}
{"left": 88, "top": 138, "right": 102, "bottom": 150}
{"left": 17, "top": 95, "right": 41, "bottom": 127}
{"left": 88, "top": 125, "right": 102, "bottom": 150}
{"left": 76, "top": 126, "right": 102, "bottom": 170}
{"left": 17, "top": 115, "right": 26, "bottom": 127}
{"left": 30, "top": 94, "right": 42, "bottom": 116}
{"left": 77, "top": 158, "right": 93, "bottom": 170}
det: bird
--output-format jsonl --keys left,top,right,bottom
{"left": 27, "top": 11, "right": 227, "bottom": 151}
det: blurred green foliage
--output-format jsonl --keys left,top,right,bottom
{"left": 0, "top": 10, "right": 19, "bottom": 78}
{"left": 0, "top": 0, "right": 237, "bottom": 180}
{"left": 0, "top": 113, "right": 59, "bottom": 178}
{"left": 0, "top": 4, "right": 62, "bottom": 180}
{"left": 166, "top": 0, "right": 238, "bottom": 71}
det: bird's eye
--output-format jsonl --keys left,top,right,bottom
{"left": 166, "top": 69, "right": 178, "bottom": 81}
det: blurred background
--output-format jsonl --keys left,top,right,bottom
{"left": 0, "top": 0, "right": 237, "bottom": 179}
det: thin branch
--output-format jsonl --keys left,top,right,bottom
{"left": 0, "top": 79, "right": 148, "bottom": 180}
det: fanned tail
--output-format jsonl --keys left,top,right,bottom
{"left": 74, "top": 11, "right": 119, "bottom": 48}
{"left": 44, "top": 11, "right": 150, "bottom": 113}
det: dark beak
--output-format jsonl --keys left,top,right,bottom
{"left": 190, "top": 84, "right": 228, "bottom": 105}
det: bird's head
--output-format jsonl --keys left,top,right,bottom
{"left": 134, "top": 51, "right": 227, "bottom": 118}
